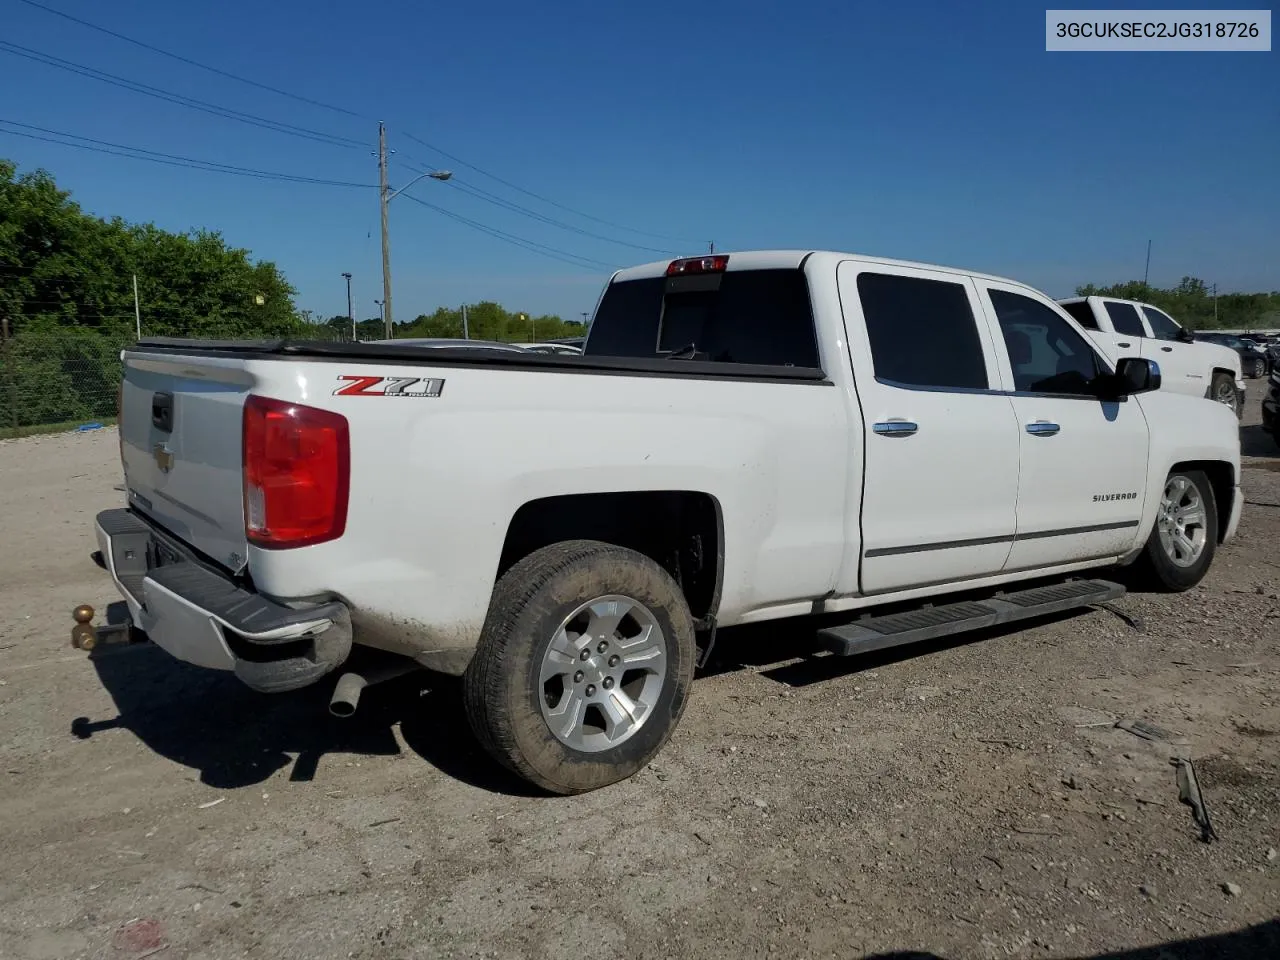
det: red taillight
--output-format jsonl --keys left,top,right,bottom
{"left": 666, "top": 255, "right": 729, "bottom": 276}
{"left": 242, "top": 395, "right": 349, "bottom": 549}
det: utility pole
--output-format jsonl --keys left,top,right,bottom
{"left": 1143, "top": 239, "right": 1151, "bottom": 286}
{"left": 342, "top": 272, "right": 354, "bottom": 340}
{"left": 708, "top": 241, "right": 715, "bottom": 254}
{"left": 1213, "top": 282, "right": 1218, "bottom": 326}
{"left": 378, "top": 122, "right": 393, "bottom": 339}
{"left": 461, "top": 304, "right": 469, "bottom": 340}
{"left": 132, "top": 273, "right": 142, "bottom": 340}
{"left": 374, "top": 299, "right": 385, "bottom": 331}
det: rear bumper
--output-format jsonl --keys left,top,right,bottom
{"left": 94, "top": 509, "right": 352, "bottom": 692}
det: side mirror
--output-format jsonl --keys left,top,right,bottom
{"left": 1113, "top": 357, "right": 1161, "bottom": 396}
{"left": 1176, "top": 328, "right": 1196, "bottom": 344}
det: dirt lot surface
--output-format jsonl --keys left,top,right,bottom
{"left": 1, "top": 383, "right": 1277, "bottom": 960}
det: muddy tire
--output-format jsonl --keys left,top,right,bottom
{"left": 1129, "top": 469, "right": 1218, "bottom": 592}
{"left": 464, "top": 540, "right": 696, "bottom": 794}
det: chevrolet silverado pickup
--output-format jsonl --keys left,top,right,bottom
{"left": 1057, "top": 295, "right": 1246, "bottom": 413}
{"left": 94, "top": 251, "right": 1242, "bottom": 794}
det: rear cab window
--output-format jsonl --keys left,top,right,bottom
{"left": 584, "top": 266, "right": 821, "bottom": 370}
{"left": 1059, "top": 300, "right": 1099, "bottom": 330}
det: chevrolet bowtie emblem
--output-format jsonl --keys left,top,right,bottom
{"left": 153, "top": 443, "right": 174, "bottom": 473}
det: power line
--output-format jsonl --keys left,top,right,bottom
{"left": 399, "top": 131, "right": 697, "bottom": 245}
{"left": 0, "top": 120, "right": 377, "bottom": 187}
{"left": 399, "top": 162, "right": 674, "bottom": 255}
{"left": 14, "top": 0, "right": 700, "bottom": 252}
{"left": 0, "top": 41, "right": 364, "bottom": 149}
{"left": 399, "top": 192, "right": 618, "bottom": 272}
{"left": 14, "top": 0, "right": 370, "bottom": 121}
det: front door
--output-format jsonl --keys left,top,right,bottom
{"left": 1137, "top": 304, "right": 1206, "bottom": 399}
{"left": 978, "top": 283, "right": 1150, "bottom": 570}
{"left": 836, "top": 263, "right": 1020, "bottom": 595}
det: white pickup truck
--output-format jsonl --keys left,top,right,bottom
{"left": 1057, "top": 295, "right": 1246, "bottom": 414}
{"left": 94, "top": 252, "right": 1242, "bottom": 794}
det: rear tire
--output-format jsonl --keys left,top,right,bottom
{"left": 464, "top": 540, "right": 696, "bottom": 795}
{"left": 1249, "top": 357, "right": 1267, "bottom": 379}
{"left": 1130, "top": 469, "right": 1218, "bottom": 592}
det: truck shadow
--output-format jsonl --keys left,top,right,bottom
{"left": 1240, "top": 423, "right": 1277, "bottom": 459}
{"left": 71, "top": 592, "right": 1137, "bottom": 795}
{"left": 71, "top": 603, "right": 537, "bottom": 795}
{"left": 862, "top": 917, "right": 1280, "bottom": 959}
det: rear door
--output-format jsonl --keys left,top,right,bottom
{"left": 120, "top": 351, "right": 251, "bottom": 572}
{"left": 977, "top": 284, "right": 1150, "bottom": 569}
{"left": 1137, "top": 304, "right": 1205, "bottom": 397}
{"left": 1099, "top": 299, "right": 1148, "bottom": 359}
{"left": 837, "top": 263, "right": 1019, "bottom": 594}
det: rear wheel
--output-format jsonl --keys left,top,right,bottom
{"left": 1131, "top": 470, "right": 1218, "bottom": 592}
{"left": 1249, "top": 357, "right": 1267, "bottom": 379}
{"left": 464, "top": 540, "right": 696, "bottom": 794}
{"left": 1210, "top": 372, "right": 1239, "bottom": 416}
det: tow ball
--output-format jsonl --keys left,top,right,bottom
{"left": 70, "top": 604, "right": 134, "bottom": 651}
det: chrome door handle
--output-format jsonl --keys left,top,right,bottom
{"left": 1026, "top": 421, "right": 1060, "bottom": 437}
{"left": 873, "top": 420, "right": 918, "bottom": 437}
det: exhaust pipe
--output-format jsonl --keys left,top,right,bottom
{"left": 328, "top": 655, "right": 422, "bottom": 718}
{"left": 329, "top": 672, "right": 368, "bottom": 718}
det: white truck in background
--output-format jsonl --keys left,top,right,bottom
{"left": 1057, "top": 296, "right": 1246, "bottom": 415}
{"left": 93, "top": 252, "right": 1242, "bottom": 795}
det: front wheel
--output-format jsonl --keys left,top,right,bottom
{"left": 1210, "top": 372, "right": 1240, "bottom": 416}
{"left": 1249, "top": 357, "right": 1267, "bottom": 379}
{"left": 464, "top": 540, "right": 696, "bottom": 794}
{"left": 1131, "top": 470, "right": 1218, "bottom": 592}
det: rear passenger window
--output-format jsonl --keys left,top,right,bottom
{"left": 1104, "top": 302, "right": 1146, "bottom": 337}
{"left": 1060, "top": 301, "right": 1099, "bottom": 330}
{"left": 856, "top": 273, "right": 988, "bottom": 390}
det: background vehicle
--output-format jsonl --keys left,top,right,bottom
{"left": 1058, "top": 296, "right": 1246, "bottom": 412}
{"left": 95, "top": 252, "right": 1242, "bottom": 794}
{"left": 1263, "top": 370, "right": 1279, "bottom": 446}
{"left": 1194, "top": 332, "right": 1271, "bottom": 379}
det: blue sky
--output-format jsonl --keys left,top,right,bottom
{"left": 2, "top": 0, "right": 1276, "bottom": 324}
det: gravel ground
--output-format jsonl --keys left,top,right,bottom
{"left": 0, "top": 382, "right": 1277, "bottom": 960}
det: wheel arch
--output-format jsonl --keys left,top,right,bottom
{"left": 497, "top": 490, "right": 724, "bottom": 623}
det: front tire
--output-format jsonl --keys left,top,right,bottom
{"left": 1209, "top": 372, "right": 1240, "bottom": 416}
{"left": 1249, "top": 357, "right": 1267, "bottom": 379}
{"left": 464, "top": 540, "right": 696, "bottom": 795}
{"left": 1131, "top": 470, "right": 1218, "bottom": 592}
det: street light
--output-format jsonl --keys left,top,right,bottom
{"left": 378, "top": 151, "right": 453, "bottom": 340}
{"left": 341, "top": 272, "right": 354, "bottom": 341}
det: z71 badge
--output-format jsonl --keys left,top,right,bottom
{"left": 333, "top": 375, "right": 445, "bottom": 398}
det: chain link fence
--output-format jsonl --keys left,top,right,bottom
{"left": 0, "top": 330, "right": 135, "bottom": 437}
{"left": 0, "top": 327, "right": 374, "bottom": 437}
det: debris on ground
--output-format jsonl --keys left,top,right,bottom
{"left": 1172, "top": 757, "right": 1218, "bottom": 843}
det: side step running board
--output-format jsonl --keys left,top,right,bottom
{"left": 818, "top": 579, "right": 1124, "bottom": 657}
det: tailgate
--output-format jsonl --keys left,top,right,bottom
{"left": 119, "top": 350, "right": 251, "bottom": 572}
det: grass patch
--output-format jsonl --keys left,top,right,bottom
{"left": 0, "top": 417, "right": 117, "bottom": 440}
